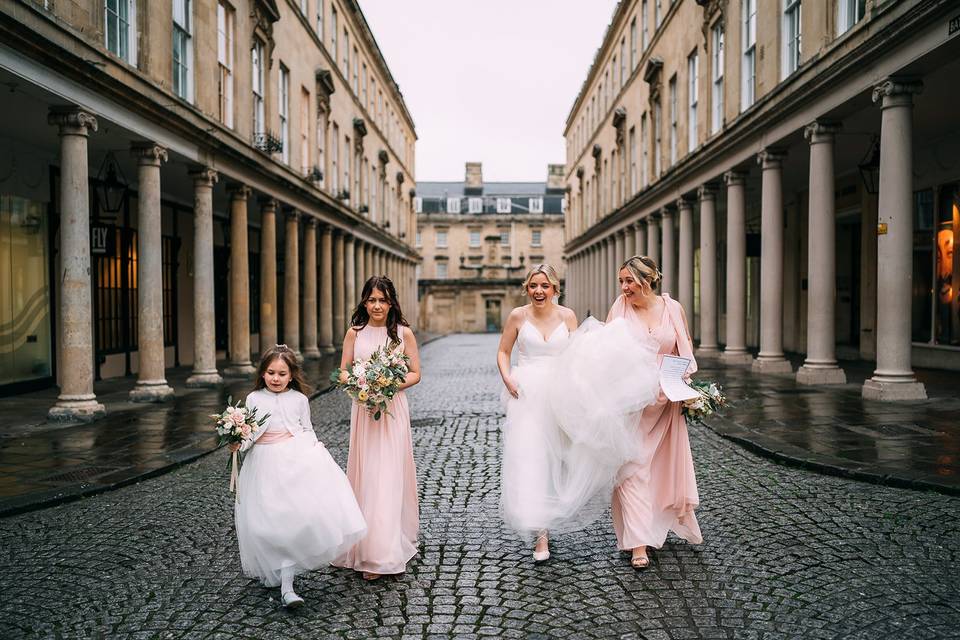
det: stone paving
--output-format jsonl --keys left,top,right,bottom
{"left": 1, "top": 334, "right": 959, "bottom": 639}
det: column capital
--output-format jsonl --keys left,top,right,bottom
{"left": 258, "top": 196, "right": 278, "bottom": 211}
{"left": 226, "top": 183, "right": 252, "bottom": 200}
{"left": 343, "top": 233, "right": 356, "bottom": 245}
{"left": 48, "top": 106, "right": 98, "bottom": 136}
{"left": 321, "top": 224, "right": 334, "bottom": 236}
{"left": 617, "top": 227, "right": 628, "bottom": 238}
{"left": 757, "top": 148, "right": 786, "bottom": 169}
{"left": 723, "top": 170, "right": 747, "bottom": 186}
{"left": 189, "top": 166, "right": 218, "bottom": 187}
{"left": 660, "top": 205, "right": 674, "bottom": 219}
{"left": 803, "top": 120, "right": 841, "bottom": 144}
{"left": 131, "top": 141, "right": 169, "bottom": 166}
{"left": 872, "top": 78, "right": 922, "bottom": 106}
{"left": 283, "top": 207, "right": 300, "bottom": 221}
{"left": 303, "top": 216, "right": 317, "bottom": 228}
{"left": 697, "top": 183, "right": 718, "bottom": 201}
{"left": 675, "top": 196, "right": 693, "bottom": 211}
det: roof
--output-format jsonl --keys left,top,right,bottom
{"left": 416, "top": 182, "right": 551, "bottom": 198}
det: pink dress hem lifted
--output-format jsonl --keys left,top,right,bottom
{"left": 609, "top": 293, "right": 704, "bottom": 551}
{"left": 334, "top": 324, "right": 420, "bottom": 575}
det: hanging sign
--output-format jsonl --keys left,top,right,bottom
{"left": 91, "top": 223, "right": 115, "bottom": 256}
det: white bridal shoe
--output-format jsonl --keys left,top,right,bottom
{"left": 282, "top": 591, "right": 305, "bottom": 609}
{"left": 533, "top": 532, "right": 550, "bottom": 563}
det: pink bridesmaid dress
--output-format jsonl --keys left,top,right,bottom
{"left": 334, "top": 324, "right": 420, "bottom": 575}
{"left": 608, "top": 293, "right": 703, "bottom": 551}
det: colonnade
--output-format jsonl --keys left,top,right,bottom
{"left": 565, "top": 78, "right": 926, "bottom": 401}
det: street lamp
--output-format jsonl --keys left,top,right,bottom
{"left": 96, "top": 151, "right": 128, "bottom": 214}
{"left": 858, "top": 136, "right": 881, "bottom": 195}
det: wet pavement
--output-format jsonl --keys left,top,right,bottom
{"left": 698, "top": 354, "right": 960, "bottom": 495}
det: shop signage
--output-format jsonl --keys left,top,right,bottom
{"left": 950, "top": 15, "right": 960, "bottom": 36}
{"left": 91, "top": 223, "right": 115, "bottom": 256}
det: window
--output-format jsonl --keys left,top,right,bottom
{"left": 105, "top": 0, "right": 135, "bottom": 63}
{"left": 668, "top": 75, "right": 677, "bottom": 166}
{"left": 468, "top": 197, "right": 483, "bottom": 213}
{"left": 414, "top": 198, "right": 422, "bottom": 214}
{"left": 741, "top": 0, "right": 757, "bottom": 111}
{"left": 436, "top": 230, "right": 448, "bottom": 248}
{"left": 172, "top": 0, "right": 193, "bottom": 101}
{"left": 783, "top": 0, "right": 802, "bottom": 78}
{"left": 217, "top": 2, "right": 234, "bottom": 128}
{"left": 655, "top": 0, "right": 662, "bottom": 28}
{"left": 653, "top": 100, "right": 662, "bottom": 176}
{"left": 279, "top": 64, "right": 289, "bottom": 164}
{"left": 604, "top": 71, "right": 610, "bottom": 110}
{"left": 361, "top": 63, "right": 368, "bottom": 106}
{"left": 629, "top": 126, "right": 637, "bottom": 194}
{"left": 630, "top": 17, "right": 637, "bottom": 70}
{"left": 711, "top": 22, "right": 724, "bottom": 134}
{"left": 641, "top": 0, "right": 649, "bottom": 50}
{"left": 344, "top": 135, "right": 351, "bottom": 200}
{"left": 251, "top": 39, "right": 265, "bottom": 136}
{"left": 330, "top": 122, "right": 339, "bottom": 191}
{"left": 612, "top": 56, "right": 618, "bottom": 93}
{"left": 415, "top": 226, "right": 422, "bottom": 245}
{"left": 620, "top": 40, "right": 627, "bottom": 87}
{"left": 838, "top": 0, "right": 865, "bottom": 35}
{"left": 300, "top": 87, "right": 310, "bottom": 175}
{"left": 369, "top": 164, "right": 377, "bottom": 220}
{"left": 330, "top": 7, "right": 337, "bottom": 61}
{"left": 688, "top": 50, "right": 698, "bottom": 153}
{"left": 342, "top": 29, "right": 349, "bottom": 77}
{"left": 531, "top": 229, "right": 542, "bottom": 247}
{"left": 469, "top": 229, "right": 481, "bottom": 247}
{"left": 446, "top": 197, "right": 461, "bottom": 214}
{"left": 496, "top": 198, "right": 511, "bottom": 213}
{"left": 352, "top": 46, "right": 359, "bottom": 94}
{"left": 641, "top": 113, "right": 649, "bottom": 188}
{"left": 436, "top": 261, "right": 448, "bottom": 279}
{"left": 317, "top": 105, "right": 327, "bottom": 187}
{"left": 500, "top": 231, "right": 510, "bottom": 245}
{"left": 316, "top": 0, "right": 323, "bottom": 39}
{"left": 529, "top": 197, "right": 543, "bottom": 213}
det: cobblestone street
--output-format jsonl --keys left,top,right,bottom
{"left": 1, "top": 334, "right": 959, "bottom": 639}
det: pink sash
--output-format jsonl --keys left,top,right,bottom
{"left": 256, "top": 430, "right": 295, "bottom": 445}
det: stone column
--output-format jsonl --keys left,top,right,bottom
{"left": 302, "top": 218, "right": 320, "bottom": 358}
{"left": 677, "top": 197, "right": 694, "bottom": 317}
{"left": 661, "top": 207, "right": 676, "bottom": 295}
{"left": 624, "top": 225, "right": 636, "bottom": 258}
{"left": 128, "top": 142, "right": 174, "bottom": 402}
{"left": 364, "top": 243, "right": 374, "bottom": 282}
{"left": 798, "top": 122, "right": 847, "bottom": 384}
{"left": 354, "top": 239, "right": 365, "bottom": 302}
{"left": 588, "top": 245, "right": 597, "bottom": 316}
{"left": 186, "top": 167, "right": 222, "bottom": 387}
{"left": 614, "top": 230, "right": 626, "bottom": 271}
{"left": 752, "top": 150, "right": 792, "bottom": 373}
{"left": 635, "top": 221, "right": 647, "bottom": 261}
{"left": 319, "top": 225, "right": 335, "bottom": 353}
{"left": 283, "top": 209, "right": 301, "bottom": 356}
{"left": 646, "top": 214, "right": 660, "bottom": 265}
{"left": 47, "top": 107, "right": 105, "bottom": 421}
{"left": 224, "top": 184, "right": 256, "bottom": 376}
{"left": 863, "top": 79, "right": 926, "bottom": 400}
{"left": 344, "top": 235, "right": 357, "bottom": 321}
{"left": 333, "top": 231, "right": 346, "bottom": 345}
{"left": 258, "top": 198, "right": 278, "bottom": 353}
{"left": 697, "top": 185, "right": 720, "bottom": 356}
{"left": 601, "top": 237, "right": 612, "bottom": 306}
{"left": 721, "top": 171, "right": 753, "bottom": 364}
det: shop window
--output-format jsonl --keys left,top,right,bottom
{"left": 912, "top": 189, "right": 934, "bottom": 343}
{"left": 935, "top": 185, "right": 959, "bottom": 345}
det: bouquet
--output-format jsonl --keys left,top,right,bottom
{"left": 211, "top": 396, "right": 271, "bottom": 495}
{"left": 331, "top": 341, "right": 411, "bottom": 420}
{"left": 681, "top": 380, "right": 727, "bottom": 424}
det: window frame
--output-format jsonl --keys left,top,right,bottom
{"left": 105, "top": 0, "right": 136, "bottom": 64}
{"left": 711, "top": 22, "right": 724, "bottom": 134}
{"left": 172, "top": 0, "right": 193, "bottom": 102}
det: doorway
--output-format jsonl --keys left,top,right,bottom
{"left": 485, "top": 299, "right": 502, "bottom": 332}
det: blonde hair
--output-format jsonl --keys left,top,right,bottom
{"left": 620, "top": 255, "right": 662, "bottom": 291}
{"left": 522, "top": 263, "right": 562, "bottom": 296}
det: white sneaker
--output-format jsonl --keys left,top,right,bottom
{"left": 282, "top": 591, "right": 305, "bottom": 609}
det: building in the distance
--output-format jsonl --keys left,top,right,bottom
{"left": 416, "top": 163, "right": 566, "bottom": 333}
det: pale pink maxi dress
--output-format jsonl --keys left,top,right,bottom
{"left": 608, "top": 293, "right": 704, "bottom": 551}
{"left": 334, "top": 324, "right": 420, "bottom": 575}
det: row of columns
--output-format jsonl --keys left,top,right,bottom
{"left": 46, "top": 105, "right": 419, "bottom": 422}
{"left": 566, "top": 78, "right": 926, "bottom": 401}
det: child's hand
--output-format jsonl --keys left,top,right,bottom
{"left": 228, "top": 442, "right": 241, "bottom": 452}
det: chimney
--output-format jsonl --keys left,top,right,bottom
{"left": 464, "top": 162, "right": 483, "bottom": 195}
{"left": 546, "top": 164, "right": 566, "bottom": 193}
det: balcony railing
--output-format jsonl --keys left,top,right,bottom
{"left": 252, "top": 131, "right": 283, "bottom": 154}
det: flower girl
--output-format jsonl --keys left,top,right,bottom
{"left": 233, "top": 344, "right": 367, "bottom": 608}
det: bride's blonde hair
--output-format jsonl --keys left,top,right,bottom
{"left": 522, "top": 263, "right": 562, "bottom": 297}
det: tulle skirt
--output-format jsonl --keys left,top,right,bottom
{"left": 235, "top": 433, "right": 367, "bottom": 587}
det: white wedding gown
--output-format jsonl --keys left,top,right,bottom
{"left": 500, "top": 316, "right": 661, "bottom": 538}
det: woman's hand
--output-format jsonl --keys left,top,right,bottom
{"left": 228, "top": 442, "right": 241, "bottom": 453}
{"left": 504, "top": 377, "right": 520, "bottom": 399}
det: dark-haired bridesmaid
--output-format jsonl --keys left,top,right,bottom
{"left": 334, "top": 275, "right": 421, "bottom": 580}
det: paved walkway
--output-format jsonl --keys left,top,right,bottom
{"left": 0, "top": 334, "right": 958, "bottom": 639}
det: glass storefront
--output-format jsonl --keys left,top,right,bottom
{"left": 0, "top": 195, "right": 52, "bottom": 387}
{"left": 913, "top": 184, "right": 959, "bottom": 346}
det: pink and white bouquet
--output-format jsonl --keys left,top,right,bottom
{"left": 681, "top": 380, "right": 727, "bottom": 424}
{"left": 331, "top": 341, "right": 411, "bottom": 420}
{"left": 211, "top": 396, "right": 271, "bottom": 494}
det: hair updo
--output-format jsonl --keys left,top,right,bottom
{"left": 620, "top": 255, "right": 662, "bottom": 291}
{"left": 521, "top": 263, "right": 562, "bottom": 296}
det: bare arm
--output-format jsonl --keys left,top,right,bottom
{"left": 561, "top": 306, "right": 579, "bottom": 333}
{"left": 399, "top": 327, "right": 421, "bottom": 390}
{"left": 339, "top": 328, "right": 358, "bottom": 370}
{"left": 497, "top": 309, "right": 524, "bottom": 399}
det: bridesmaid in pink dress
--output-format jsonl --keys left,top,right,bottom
{"left": 607, "top": 256, "right": 703, "bottom": 569}
{"left": 334, "top": 275, "right": 421, "bottom": 580}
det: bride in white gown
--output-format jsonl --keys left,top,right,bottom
{"left": 497, "top": 264, "right": 660, "bottom": 562}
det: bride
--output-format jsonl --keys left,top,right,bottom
{"left": 496, "top": 264, "right": 661, "bottom": 561}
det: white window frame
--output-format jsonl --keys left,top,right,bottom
{"left": 837, "top": 0, "right": 865, "bottom": 35}
{"left": 641, "top": 0, "right": 649, "bottom": 50}
{"left": 629, "top": 125, "right": 637, "bottom": 194}
{"left": 300, "top": 87, "right": 310, "bottom": 175}
{"left": 316, "top": 0, "right": 324, "bottom": 39}
{"left": 531, "top": 229, "right": 542, "bottom": 247}
{"left": 369, "top": 164, "right": 378, "bottom": 220}
{"left": 653, "top": 100, "right": 662, "bottom": 177}
{"left": 688, "top": 50, "right": 698, "bottom": 153}
{"left": 741, "top": 0, "right": 757, "bottom": 111}
{"left": 529, "top": 197, "right": 543, "bottom": 214}
{"left": 641, "top": 112, "right": 649, "bottom": 187}
{"left": 496, "top": 198, "right": 511, "bottom": 213}
{"left": 446, "top": 197, "right": 461, "bottom": 214}
{"left": 330, "top": 7, "right": 338, "bottom": 61}
{"left": 217, "top": 2, "right": 234, "bottom": 128}
{"left": 330, "top": 122, "right": 339, "bottom": 192}
{"left": 468, "top": 197, "right": 483, "bottom": 214}
{"left": 252, "top": 39, "right": 265, "bottom": 136}
{"left": 436, "top": 261, "right": 448, "bottom": 279}
{"left": 361, "top": 63, "right": 368, "bottom": 106}
{"left": 342, "top": 29, "right": 349, "bottom": 77}
{"left": 655, "top": 0, "right": 662, "bottom": 28}
{"left": 279, "top": 64, "right": 289, "bottom": 165}
{"left": 668, "top": 75, "right": 677, "bottom": 166}
{"left": 105, "top": 0, "right": 136, "bottom": 64}
{"left": 782, "top": 0, "right": 802, "bottom": 79}
{"left": 415, "top": 226, "right": 422, "bottom": 246}
{"left": 435, "top": 229, "right": 448, "bottom": 248}
{"left": 620, "top": 40, "right": 627, "bottom": 88}
{"left": 711, "top": 22, "right": 724, "bottom": 134}
{"left": 172, "top": 0, "right": 193, "bottom": 102}
{"left": 469, "top": 229, "right": 481, "bottom": 247}
{"left": 352, "top": 46, "right": 359, "bottom": 94}
{"left": 630, "top": 16, "right": 637, "bottom": 70}
{"left": 499, "top": 231, "right": 510, "bottom": 246}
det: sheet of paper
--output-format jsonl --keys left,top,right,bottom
{"left": 659, "top": 355, "right": 699, "bottom": 402}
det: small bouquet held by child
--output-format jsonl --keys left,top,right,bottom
{"left": 331, "top": 341, "right": 411, "bottom": 420}
{"left": 211, "top": 397, "right": 271, "bottom": 494}
{"left": 681, "top": 380, "right": 727, "bottom": 424}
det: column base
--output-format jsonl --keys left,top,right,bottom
{"left": 224, "top": 363, "right": 257, "bottom": 378}
{"left": 302, "top": 346, "right": 322, "bottom": 359}
{"left": 185, "top": 371, "right": 224, "bottom": 388}
{"left": 861, "top": 378, "right": 927, "bottom": 401}
{"left": 48, "top": 396, "right": 106, "bottom": 422}
{"left": 695, "top": 345, "right": 721, "bottom": 359}
{"left": 720, "top": 350, "right": 754, "bottom": 366}
{"left": 129, "top": 381, "right": 175, "bottom": 403}
{"left": 796, "top": 364, "right": 847, "bottom": 385}
{"left": 320, "top": 344, "right": 336, "bottom": 354}
{"left": 751, "top": 357, "right": 793, "bottom": 374}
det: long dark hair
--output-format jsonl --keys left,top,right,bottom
{"left": 350, "top": 275, "right": 409, "bottom": 344}
{"left": 252, "top": 344, "right": 313, "bottom": 395}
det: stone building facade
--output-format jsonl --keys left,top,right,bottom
{"left": 563, "top": 0, "right": 960, "bottom": 399}
{"left": 416, "top": 163, "right": 566, "bottom": 333}
{"left": 0, "top": 0, "right": 419, "bottom": 418}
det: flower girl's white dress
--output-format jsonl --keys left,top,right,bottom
{"left": 235, "top": 389, "right": 367, "bottom": 587}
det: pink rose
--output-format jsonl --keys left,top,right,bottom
{"left": 240, "top": 423, "right": 251, "bottom": 438}
{"left": 358, "top": 376, "right": 367, "bottom": 387}
{"left": 231, "top": 412, "right": 245, "bottom": 427}
{"left": 338, "top": 369, "right": 350, "bottom": 384}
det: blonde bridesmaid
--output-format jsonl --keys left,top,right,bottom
{"left": 607, "top": 256, "right": 703, "bottom": 569}
{"left": 334, "top": 275, "right": 421, "bottom": 580}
